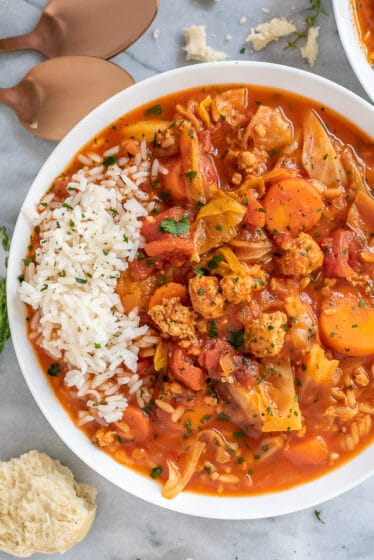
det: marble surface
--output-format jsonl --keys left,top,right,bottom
{"left": 0, "top": 0, "right": 373, "bottom": 559}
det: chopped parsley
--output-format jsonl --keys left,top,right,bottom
{"left": 208, "top": 320, "right": 218, "bottom": 339}
{"left": 47, "top": 363, "right": 61, "bottom": 377}
{"left": 159, "top": 215, "right": 190, "bottom": 236}
{"left": 103, "top": 155, "right": 117, "bottom": 167}
{"left": 185, "top": 170, "right": 198, "bottom": 182}
{"left": 228, "top": 328, "right": 245, "bottom": 349}
{"left": 150, "top": 465, "right": 163, "bottom": 479}
{"left": 314, "top": 509, "right": 325, "bottom": 524}
{"left": 207, "top": 254, "right": 224, "bottom": 270}
{"left": 75, "top": 277, "right": 87, "bottom": 284}
{"left": 145, "top": 104, "right": 162, "bottom": 116}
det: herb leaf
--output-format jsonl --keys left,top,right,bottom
{"left": 150, "top": 465, "right": 163, "bottom": 479}
{"left": 145, "top": 104, "right": 162, "bottom": 116}
{"left": 47, "top": 363, "right": 61, "bottom": 377}
{"left": 159, "top": 215, "right": 190, "bottom": 236}
{"left": 314, "top": 509, "right": 325, "bottom": 524}
{"left": 228, "top": 328, "right": 245, "bottom": 349}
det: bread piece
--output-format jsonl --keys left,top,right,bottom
{"left": 0, "top": 450, "right": 96, "bottom": 557}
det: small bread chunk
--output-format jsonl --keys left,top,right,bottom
{"left": 0, "top": 450, "right": 96, "bottom": 558}
{"left": 246, "top": 311, "right": 287, "bottom": 358}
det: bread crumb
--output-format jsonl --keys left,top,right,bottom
{"left": 152, "top": 27, "right": 160, "bottom": 40}
{"left": 245, "top": 17, "right": 296, "bottom": 51}
{"left": 184, "top": 25, "right": 227, "bottom": 62}
{"left": 300, "top": 26, "right": 320, "bottom": 67}
{"left": 240, "top": 16, "right": 247, "bottom": 24}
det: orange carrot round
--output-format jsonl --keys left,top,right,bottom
{"left": 263, "top": 177, "right": 323, "bottom": 235}
{"left": 320, "top": 285, "right": 374, "bottom": 357}
{"left": 120, "top": 405, "right": 151, "bottom": 442}
{"left": 148, "top": 282, "right": 188, "bottom": 309}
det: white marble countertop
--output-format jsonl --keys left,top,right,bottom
{"left": 0, "top": 1, "right": 373, "bottom": 559}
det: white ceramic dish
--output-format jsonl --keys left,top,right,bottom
{"left": 7, "top": 61, "right": 374, "bottom": 519}
{"left": 333, "top": 0, "right": 374, "bottom": 102}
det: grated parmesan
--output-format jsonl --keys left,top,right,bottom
{"left": 184, "top": 25, "right": 227, "bottom": 63}
{"left": 301, "top": 26, "right": 320, "bottom": 67}
{"left": 245, "top": 17, "right": 296, "bottom": 51}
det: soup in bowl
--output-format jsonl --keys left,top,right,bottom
{"left": 7, "top": 62, "right": 374, "bottom": 519}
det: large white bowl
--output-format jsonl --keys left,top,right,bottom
{"left": 333, "top": 0, "right": 374, "bottom": 102}
{"left": 7, "top": 61, "right": 374, "bottom": 519}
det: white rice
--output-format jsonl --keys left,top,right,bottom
{"left": 19, "top": 140, "right": 165, "bottom": 423}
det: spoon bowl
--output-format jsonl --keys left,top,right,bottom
{"left": 0, "top": 0, "right": 159, "bottom": 59}
{"left": 0, "top": 56, "right": 134, "bottom": 140}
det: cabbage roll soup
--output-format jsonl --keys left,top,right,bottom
{"left": 19, "top": 85, "right": 374, "bottom": 498}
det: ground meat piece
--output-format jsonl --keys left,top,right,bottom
{"left": 94, "top": 428, "right": 116, "bottom": 447}
{"left": 189, "top": 276, "right": 225, "bottom": 319}
{"left": 220, "top": 274, "right": 254, "bottom": 304}
{"left": 246, "top": 311, "right": 287, "bottom": 358}
{"left": 237, "top": 148, "right": 268, "bottom": 177}
{"left": 149, "top": 297, "right": 197, "bottom": 341}
{"left": 278, "top": 232, "right": 323, "bottom": 276}
{"left": 220, "top": 264, "right": 266, "bottom": 304}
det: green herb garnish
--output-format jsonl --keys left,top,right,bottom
{"left": 159, "top": 215, "right": 190, "bottom": 236}
{"left": 145, "top": 104, "right": 162, "bottom": 116}
{"left": 150, "top": 465, "right": 163, "bottom": 478}
{"left": 47, "top": 363, "right": 61, "bottom": 377}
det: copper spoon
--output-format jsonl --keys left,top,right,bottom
{"left": 0, "top": 56, "right": 134, "bottom": 141}
{"left": 0, "top": 0, "right": 159, "bottom": 58}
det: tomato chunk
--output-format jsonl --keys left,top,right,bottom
{"left": 172, "top": 348, "right": 206, "bottom": 391}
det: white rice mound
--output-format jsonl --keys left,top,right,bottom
{"left": 19, "top": 141, "right": 162, "bottom": 423}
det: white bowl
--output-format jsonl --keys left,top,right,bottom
{"left": 7, "top": 61, "right": 374, "bottom": 519}
{"left": 333, "top": 0, "right": 374, "bottom": 102}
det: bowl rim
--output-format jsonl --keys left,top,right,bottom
{"left": 332, "top": 0, "right": 374, "bottom": 103}
{"left": 7, "top": 60, "right": 374, "bottom": 520}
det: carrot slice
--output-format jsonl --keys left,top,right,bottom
{"left": 285, "top": 436, "right": 329, "bottom": 466}
{"left": 148, "top": 282, "right": 188, "bottom": 309}
{"left": 144, "top": 237, "right": 194, "bottom": 258}
{"left": 263, "top": 177, "right": 323, "bottom": 235}
{"left": 320, "top": 285, "right": 374, "bottom": 357}
{"left": 118, "top": 405, "right": 151, "bottom": 442}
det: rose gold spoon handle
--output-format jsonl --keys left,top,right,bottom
{"left": 0, "top": 56, "right": 135, "bottom": 141}
{"left": 0, "top": 31, "right": 44, "bottom": 55}
{"left": 0, "top": 0, "right": 159, "bottom": 59}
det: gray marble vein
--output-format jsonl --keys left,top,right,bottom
{"left": 0, "top": 0, "right": 373, "bottom": 559}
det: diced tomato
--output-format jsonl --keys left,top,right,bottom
{"left": 201, "top": 154, "right": 218, "bottom": 195}
{"left": 128, "top": 257, "right": 156, "bottom": 280}
{"left": 162, "top": 158, "right": 187, "bottom": 201}
{"left": 233, "top": 355, "right": 260, "bottom": 387}
{"left": 199, "top": 339, "right": 233, "bottom": 380}
{"left": 53, "top": 177, "right": 70, "bottom": 199}
{"left": 242, "top": 190, "right": 266, "bottom": 228}
{"left": 172, "top": 348, "right": 206, "bottom": 391}
{"left": 198, "top": 130, "right": 211, "bottom": 153}
{"left": 322, "top": 229, "right": 357, "bottom": 277}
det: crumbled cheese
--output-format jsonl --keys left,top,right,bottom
{"left": 184, "top": 25, "right": 227, "bottom": 62}
{"left": 240, "top": 16, "right": 247, "bottom": 25}
{"left": 152, "top": 27, "right": 160, "bottom": 40}
{"left": 225, "top": 34, "right": 232, "bottom": 41}
{"left": 245, "top": 17, "right": 296, "bottom": 51}
{"left": 300, "top": 26, "right": 320, "bottom": 67}
{"left": 262, "top": 7, "right": 270, "bottom": 13}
